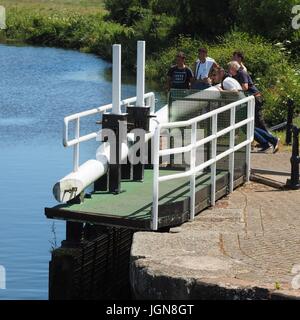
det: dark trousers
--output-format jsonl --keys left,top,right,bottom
{"left": 254, "top": 127, "right": 277, "bottom": 148}
{"left": 254, "top": 96, "right": 268, "bottom": 132}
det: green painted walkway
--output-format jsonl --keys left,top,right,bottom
{"left": 45, "top": 169, "right": 229, "bottom": 229}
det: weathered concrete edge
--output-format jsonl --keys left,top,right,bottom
{"left": 250, "top": 173, "right": 286, "bottom": 190}
{"left": 130, "top": 251, "right": 300, "bottom": 300}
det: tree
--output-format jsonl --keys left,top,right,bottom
{"left": 234, "top": 0, "right": 298, "bottom": 40}
{"left": 173, "top": 0, "right": 237, "bottom": 38}
{"left": 104, "top": 0, "right": 139, "bottom": 25}
{"left": 105, "top": 0, "right": 237, "bottom": 38}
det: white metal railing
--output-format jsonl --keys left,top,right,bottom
{"left": 151, "top": 95, "right": 255, "bottom": 230}
{"left": 63, "top": 92, "right": 155, "bottom": 172}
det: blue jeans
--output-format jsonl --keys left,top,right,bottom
{"left": 254, "top": 127, "right": 277, "bottom": 147}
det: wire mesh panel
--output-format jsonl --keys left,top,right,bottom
{"left": 153, "top": 89, "right": 250, "bottom": 226}
{"left": 168, "top": 88, "right": 245, "bottom": 122}
{"left": 152, "top": 94, "right": 255, "bottom": 230}
{"left": 215, "top": 101, "right": 248, "bottom": 179}
{"left": 167, "top": 89, "right": 248, "bottom": 178}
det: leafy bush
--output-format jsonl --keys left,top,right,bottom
{"left": 147, "top": 32, "right": 300, "bottom": 125}
{"left": 290, "top": 30, "right": 300, "bottom": 57}
{"left": 132, "top": 13, "right": 177, "bottom": 53}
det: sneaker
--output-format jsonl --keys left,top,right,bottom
{"left": 272, "top": 138, "right": 280, "bottom": 154}
{"left": 257, "top": 144, "right": 272, "bottom": 153}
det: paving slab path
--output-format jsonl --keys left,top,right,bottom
{"left": 130, "top": 152, "right": 300, "bottom": 300}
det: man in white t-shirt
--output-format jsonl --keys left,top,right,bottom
{"left": 211, "top": 67, "right": 243, "bottom": 92}
{"left": 192, "top": 47, "right": 219, "bottom": 91}
{"left": 222, "top": 76, "right": 243, "bottom": 91}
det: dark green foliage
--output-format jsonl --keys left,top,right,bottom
{"left": 132, "top": 14, "right": 177, "bottom": 53}
{"left": 105, "top": 0, "right": 300, "bottom": 44}
{"left": 170, "top": 0, "right": 237, "bottom": 39}
{"left": 233, "top": 0, "right": 298, "bottom": 40}
{"left": 104, "top": 0, "right": 138, "bottom": 25}
{"left": 105, "top": 0, "right": 237, "bottom": 38}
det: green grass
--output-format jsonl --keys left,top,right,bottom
{"left": 1, "top": 0, "right": 105, "bottom": 13}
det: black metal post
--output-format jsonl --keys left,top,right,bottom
{"left": 94, "top": 174, "right": 108, "bottom": 192}
{"left": 127, "top": 106, "right": 151, "bottom": 181}
{"left": 286, "top": 125, "right": 300, "bottom": 189}
{"left": 61, "top": 221, "right": 84, "bottom": 248}
{"left": 102, "top": 113, "right": 128, "bottom": 193}
{"left": 285, "top": 99, "right": 294, "bottom": 145}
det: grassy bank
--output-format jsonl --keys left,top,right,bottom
{"left": 1, "top": 0, "right": 105, "bottom": 13}
{"left": 3, "top": 0, "right": 134, "bottom": 60}
{"left": 2, "top": 1, "right": 300, "bottom": 126}
{"left": 2, "top": 0, "right": 174, "bottom": 64}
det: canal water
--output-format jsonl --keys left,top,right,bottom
{"left": 0, "top": 44, "right": 165, "bottom": 300}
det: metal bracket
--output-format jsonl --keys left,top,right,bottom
{"left": 67, "top": 191, "right": 85, "bottom": 205}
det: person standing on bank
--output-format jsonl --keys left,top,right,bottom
{"left": 227, "top": 61, "right": 279, "bottom": 153}
{"left": 192, "top": 47, "right": 219, "bottom": 90}
{"left": 232, "top": 51, "right": 247, "bottom": 72}
{"left": 228, "top": 61, "right": 269, "bottom": 132}
{"left": 166, "top": 52, "right": 194, "bottom": 91}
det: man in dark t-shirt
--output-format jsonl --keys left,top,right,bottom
{"left": 233, "top": 68, "right": 259, "bottom": 96}
{"left": 167, "top": 52, "right": 194, "bottom": 90}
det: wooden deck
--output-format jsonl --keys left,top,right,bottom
{"left": 45, "top": 168, "right": 245, "bottom": 230}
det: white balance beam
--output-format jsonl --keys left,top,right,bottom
{"left": 53, "top": 159, "right": 108, "bottom": 203}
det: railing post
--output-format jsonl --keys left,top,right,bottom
{"left": 245, "top": 98, "right": 254, "bottom": 182}
{"left": 136, "top": 41, "right": 145, "bottom": 108}
{"left": 229, "top": 106, "right": 236, "bottom": 193}
{"left": 211, "top": 114, "right": 218, "bottom": 206}
{"left": 189, "top": 122, "right": 197, "bottom": 220}
{"left": 152, "top": 127, "right": 160, "bottom": 230}
{"left": 286, "top": 99, "right": 294, "bottom": 145}
{"left": 126, "top": 42, "right": 150, "bottom": 182}
{"left": 286, "top": 126, "right": 300, "bottom": 189}
{"left": 112, "top": 44, "right": 121, "bottom": 115}
{"left": 150, "top": 93, "right": 155, "bottom": 114}
{"left": 73, "top": 117, "right": 80, "bottom": 172}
